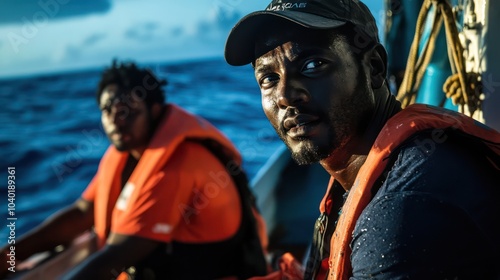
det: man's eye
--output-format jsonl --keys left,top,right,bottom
{"left": 127, "top": 110, "right": 139, "bottom": 119}
{"left": 259, "top": 74, "right": 279, "bottom": 88}
{"left": 100, "top": 105, "right": 111, "bottom": 114}
{"left": 302, "top": 60, "right": 325, "bottom": 73}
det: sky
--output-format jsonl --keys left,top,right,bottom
{"left": 0, "top": 0, "right": 384, "bottom": 79}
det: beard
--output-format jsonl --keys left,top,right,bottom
{"left": 112, "top": 139, "right": 128, "bottom": 152}
{"left": 276, "top": 81, "right": 373, "bottom": 166}
{"left": 104, "top": 108, "right": 156, "bottom": 153}
{"left": 277, "top": 129, "right": 333, "bottom": 165}
{"left": 105, "top": 131, "right": 131, "bottom": 152}
{"left": 290, "top": 141, "right": 331, "bottom": 165}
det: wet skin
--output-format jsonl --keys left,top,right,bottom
{"left": 99, "top": 84, "right": 153, "bottom": 159}
{"left": 254, "top": 27, "right": 376, "bottom": 175}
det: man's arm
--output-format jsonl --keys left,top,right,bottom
{"left": 6, "top": 199, "right": 93, "bottom": 259}
{"left": 61, "top": 233, "right": 161, "bottom": 280}
{"left": 0, "top": 198, "right": 94, "bottom": 277}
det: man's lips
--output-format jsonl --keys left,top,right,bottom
{"left": 111, "top": 131, "right": 130, "bottom": 141}
{"left": 283, "top": 114, "right": 319, "bottom": 130}
{"left": 283, "top": 114, "right": 320, "bottom": 138}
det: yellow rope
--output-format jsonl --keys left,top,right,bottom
{"left": 396, "top": 0, "right": 482, "bottom": 116}
{"left": 397, "top": 1, "right": 432, "bottom": 106}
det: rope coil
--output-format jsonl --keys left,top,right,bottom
{"left": 396, "top": 0, "right": 482, "bottom": 116}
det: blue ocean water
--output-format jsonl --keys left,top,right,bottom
{"left": 0, "top": 58, "right": 282, "bottom": 239}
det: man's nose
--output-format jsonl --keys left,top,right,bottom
{"left": 275, "top": 79, "right": 309, "bottom": 110}
{"left": 109, "top": 105, "right": 130, "bottom": 126}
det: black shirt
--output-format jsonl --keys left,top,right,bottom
{"left": 349, "top": 132, "right": 500, "bottom": 279}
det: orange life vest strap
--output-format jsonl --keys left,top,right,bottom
{"left": 328, "top": 104, "right": 500, "bottom": 280}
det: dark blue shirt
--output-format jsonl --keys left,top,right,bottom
{"left": 350, "top": 132, "right": 500, "bottom": 279}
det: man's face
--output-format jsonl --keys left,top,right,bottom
{"left": 99, "top": 84, "right": 152, "bottom": 152}
{"left": 254, "top": 28, "right": 374, "bottom": 165}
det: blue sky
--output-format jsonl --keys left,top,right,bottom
{"left": 0, "top": 0, "right": 384, "bottom": 78}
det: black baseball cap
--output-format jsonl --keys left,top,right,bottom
{"left": 224, "top": 0, "right": 379, "bottom": 66}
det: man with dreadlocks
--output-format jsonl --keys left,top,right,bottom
{"left": 0, "top": 60, "right": 268, "bottom": 280}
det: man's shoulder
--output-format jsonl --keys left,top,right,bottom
{"left": 376, "top": 130, "right": 498, "bottom": 200}
{"left": 165, "top": 141, "right": 228, "bottom": 174}
{"left": 168, "top": 140, "right": 215, "bottom": 161}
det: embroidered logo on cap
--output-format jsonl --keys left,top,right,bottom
{"left": 267, "top": 2, "right": 307, "bottom": 11}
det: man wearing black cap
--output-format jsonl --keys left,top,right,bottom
{"left": 225, "top": 0, "right": 500, "bottom": 279}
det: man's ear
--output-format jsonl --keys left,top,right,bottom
{"left": 151, "top": 103, "right": 163, "bottom": 120}
{"left": 368, "top": 43, "right": 387, "bottom": 89}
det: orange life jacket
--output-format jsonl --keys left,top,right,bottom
{"left": 89, "top": 104, "right": 268, "bottom": 278}
{"left": 250, "top": 105, "right": 499, "bottom": 280}
{"left": 91, "top": 104, "right": 246, "bottom": 245}
{"left": 326, "top": 104, "right": 500, "bottom": 280}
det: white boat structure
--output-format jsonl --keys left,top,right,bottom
{"left": 251, "top": 144, "right": 330, "bottom": 259}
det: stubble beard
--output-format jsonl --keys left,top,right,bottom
{"left": 106, "top": 107, "right": 155, "bottom": 153}
{"left": 113, "top": 140, "right": 128, "bottom": 152}
{"left": 279, "top": 87, "right": 372, "bottom": 166}
{"left": 283, "top": 133, "right": 334, "bottom": 165}
{"left": 276, "top": 117, "right": 337, "bottom": 166}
